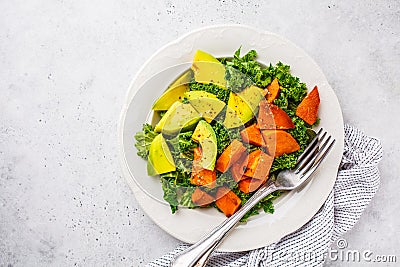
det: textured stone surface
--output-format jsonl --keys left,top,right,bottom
{"left": 0, "top": 0, "right": 399, "bottom": 266}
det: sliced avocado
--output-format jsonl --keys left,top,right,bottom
{"left": 192, "top": 120, "right": 217, "bottom": 170}
{"left": 184, "top": 91, "right": 217, "bottom": 100}
{"left": 147, "top": 159, "right": 157, "bottom": 176}
{"left": 152, "top": 70, "right": 193, "bottom": 111}
{"left": 191, "top": 50, "right": 226, "bottom": 88}
{"left": 154, "top": 101, "right": 181, "bottom": 132}
{"left": 223, "top": 103, "right": 246, "bottom": 129}
{"left": 155, "top": 101, "right": 201, "bottom": 135}
{"left": 223, "top": 92, "right": 253, "bottom": 127}
{"left": 189, "top": 97, "right": 226, "bottom": 123}
{"left": 193, "top": 50, "right": 221, "bottom": 64}
{"left": 223, "top": 85, "right": 264, "bottom": 128}
{"left": 147, "top": 134, "right": 176, "bottom": 175}
{"left": 237, "top": 85, "right": 265, "bottom": 111}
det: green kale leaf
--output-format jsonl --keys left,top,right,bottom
{"left": 225, "top": 65, "right": 253, "bottom": 93}
{"left": 272, "top": 62, "right": 308, "bottom": 109}
{"left": 211, "top": 121, "right": 241, "bottom": 155}
{"left": 160, "top": 175, "right": 179, "bottom": 213}
{"left": 189, "top": 82, "right": 230, "bottom": 104}
{"left": 134, "top": 123, "right": 158, "bottom": 159}
{"left": 224, "top": 47, "right": 273, "bottom": 89}
{"left": 160, "top": 170, "right": 196, "bottom": 213}
{"left": 179, "top": 187, "right": 195, "bottom": 208}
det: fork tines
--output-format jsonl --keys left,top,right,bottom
{"left": 294, "top": 128, "right": 336, "bottom": 180}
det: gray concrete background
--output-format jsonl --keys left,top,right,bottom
{"left": 0, "top": 0, "right": 399, "bottom": 266}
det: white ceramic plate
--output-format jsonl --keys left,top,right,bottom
{"left": 118, "top": 25, "right": 344, "bottom": 252}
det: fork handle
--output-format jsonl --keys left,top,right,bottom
{"left": 170, "top": 182, "right": 278, "bottom": 267}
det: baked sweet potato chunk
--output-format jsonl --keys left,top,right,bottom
{"left": 296, "top": 86, "right": 320, "bottom": 125}
{"left": 240, "top": 124, "right": 265, "bottom": 147}
{"left": 215, "top": 139, "right": 247, "bottom": 173}
{"left": 243, "top": 150, "right": 274, "bottom": 180}
{"left": 238, "top": 177, "right": 265, "bottom": 193}
{"left": 264, "top": 78, "right": 280, "bottom": 103}
{"left": 258, "top": 100, "right": 294, "bottom": 130}
{"left": 191, "top": 147, "right": 216, "bottom": 188}
{"left": 215, "top": 187, "right": 241, "bottom": 217}
{"left": 230, "top": 154, "right": 249, "bottom": 182}
{"left": 262, "top": 130, "right": 300, "bottom": 157}
{"left": 192, "top": 147, "right": 202, "bottom": 172}
{"left": 191, "top": 188, "right": 214, "bottom": 206}
{"left": 191, "top": 169, "right": 216, "bottom": 188}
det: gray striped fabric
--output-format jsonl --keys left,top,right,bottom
{"left": 147, "top": 124, "right": 383, "bottom": 267}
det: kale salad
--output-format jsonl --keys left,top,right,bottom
{"left": 134, "top": 48, "right": 320, "bottom": 221}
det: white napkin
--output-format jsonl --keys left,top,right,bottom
{"left": 147, "top": 124, "right": 383, "bottom": 267}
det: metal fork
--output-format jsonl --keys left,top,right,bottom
{"left": 171, "top": 128, "right": 335, "bottom": 267}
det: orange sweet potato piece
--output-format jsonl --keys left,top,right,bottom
{"left": 240, "top": 124, "right": 265, "bottom": 147}
{"left": 191, "top": 188, "right": 214, "bottom": 206}
{"left": 258, "top": 100, "right": 295, "bottom": 130}
{"left": 191, "top": 169, "right": 217, "bottom": 188}
{"left": 193, "top": 146, "right": 202, "bottom": 159}
{"left": 270, "top": 104, "right": 295, "bottom": 129}
{"left": 238, "top": 177, "right": 265, "bottom": 193}
{"left": 262, "top": 130, "right": 300, "bottom": 157}
{"left": 261, "top": 130, "right": 276, "bottom": 156}
{"left": 215, "top": 187, "right": 241, "bottom": 217}
{"left": 243, "top": 150, "right": 274, "bottom": 180}
{"left": 264, "top": 78, "right": 280, "bottom": 103}
{"left": 230, "top": 154, "right": 249, "bottom": 182}
{"left": 216, "top": 139, "right": 247, "bottom": 173}
{"left": 192, "top": 147, "right": 202, "bottom": 173}
{"left": 296, "top": 86, "right": 320, "bottom": 125}
{"left": 191, "top": 147, "right": 216, "bottom": 188}
{"left": 257, "top": 100, "right": 274, "bottom": 129}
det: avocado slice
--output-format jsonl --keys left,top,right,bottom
{"left": 192, "top": 120, "right": 217, "bottom": 170}
{"left": 147, "top": 159, "right": 157, "bottom": 176}
{"left": 147, "top": 134, "right": 176, "bottom": 176}
{"left": 184, "top": 91, "right": 217, "bottom": 100}
{"left": 154, "top": 101, "right": 180, "bottom": 132}
{"left": 238, "top": 85, "right": 265, "bottom": 111}
{"left": 155, "top": 101, "right": 201, "bottom": 135}
{"left": 223, "top": 103, "right": 246, "bottom": 129}
{"left": 189, "top": 97, "right": 226, "bottom": 123}
{"left": 223, "top": 85, "right": 264, "bottom": 128}
{"left": 152, "top": 70, "right": 193, "bottom": 111}
{"left": 223, "top": 92, "right": 253, "bottom": 127}
{"left": 191, "top": 50, "right": 226, "bottom": 88}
